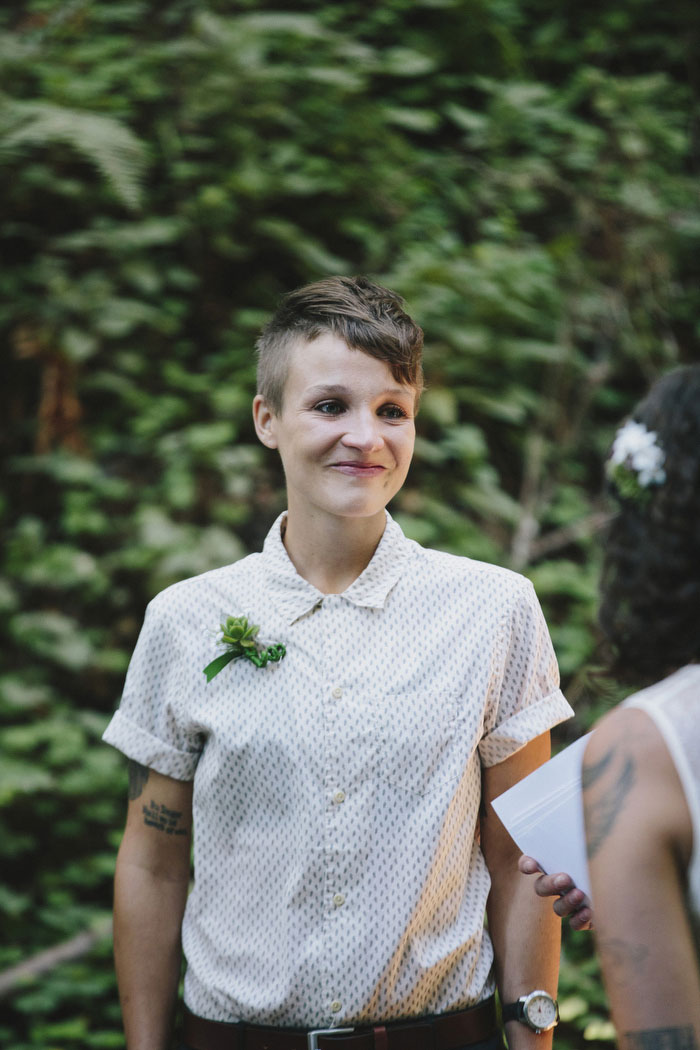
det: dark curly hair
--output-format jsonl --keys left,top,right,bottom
{"left": 598, "top": 364, "right": 700, "bottom": 684}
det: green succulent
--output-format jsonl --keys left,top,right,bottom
{"left": 203, "top": 615, "right": 286, "bottom": 682}
{"left": 220, "top": 615, "right": 260, "bottom": 648}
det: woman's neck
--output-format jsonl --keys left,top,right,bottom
{"left": 282, "top": 509, "right": 386, "bottom": 594}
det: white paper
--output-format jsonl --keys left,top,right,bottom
{"left": 491, "top": 733, "right": 592, "bottom": 901}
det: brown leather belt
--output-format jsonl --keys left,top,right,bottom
{"left": 182, "top": 998, "right": 499, "bottom": 1050}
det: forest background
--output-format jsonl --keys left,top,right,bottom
{"left": 1, "top": 0, "right": 699, "bottom": 1047}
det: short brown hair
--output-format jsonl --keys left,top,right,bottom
{"left": 255, "top": 275, "right": 424, "bottom": 412}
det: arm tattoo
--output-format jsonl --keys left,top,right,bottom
{"left": 127, "top": 760, "right": 150, "bottom": 800}
{"left": 583, "top": 748, "right": 635, "bottom": 859}
{"left": 622, "top": 1028, "right": 698, "bottom": 1050}
{"left": 581, "top": 747, "right": 613, "bottom": 790}
{"left": 596, "top": 936, "right": 650, "bottom": 988}
{"left": 142, "top": 800, "right": 188, "bottom": 836}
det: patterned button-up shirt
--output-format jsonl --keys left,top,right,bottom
{"left": 103, "top": 512, "right": 573, "bottom": 1027}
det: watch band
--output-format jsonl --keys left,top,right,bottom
{"left": 501, "top": 1001, "right": 520, "bottom": 1024}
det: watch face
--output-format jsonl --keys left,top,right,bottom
{"left": 525, "top": 993, "right": 558, "bottom": 1030}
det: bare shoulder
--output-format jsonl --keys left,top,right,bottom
{"left": 583, "top": 706, "right": 691, "bottom": 865}
{"left": 584, "top": 704, "right": 663, "bottom": 765}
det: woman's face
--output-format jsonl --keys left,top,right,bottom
{"left": 253, "top": 332, "right": 417, "bottom": 530}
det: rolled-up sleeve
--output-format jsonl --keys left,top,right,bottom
{"left": 102, "top": 591, "right": 203, "bottom": 780}
{"left": 479, "top": 578, "right": 573, "bottom": 767}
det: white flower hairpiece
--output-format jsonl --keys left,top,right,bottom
{"left": 606, "top": 420, "right": 666, "bottom": 502}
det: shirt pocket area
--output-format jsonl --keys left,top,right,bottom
{"left": 371, "top": 691, "right": 464, "bottom": 797}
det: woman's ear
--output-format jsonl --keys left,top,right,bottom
{"left": 252, "top": 394, "right": 278, "bottom": 449}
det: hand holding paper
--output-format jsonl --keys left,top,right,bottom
{"left": 492, "top": 733, "right": 593, "bottom": 902}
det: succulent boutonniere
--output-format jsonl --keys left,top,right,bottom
{"left": 203, "top": 615, "right": 286, "bottom": 683}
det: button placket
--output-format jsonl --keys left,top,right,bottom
{"left": 320, "top": 599, "right": 350, "bottom": 1024}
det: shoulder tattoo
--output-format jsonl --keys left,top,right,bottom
{"left": 581, "top": 746, "right": 614, "bottom": 790}
{"left": 582, "top": 744, "right": 635, "bottom": 860}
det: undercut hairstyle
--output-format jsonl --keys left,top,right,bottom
{"left": 598, "top": 364, "right": 700, "bottom": 684}
{"left": 255, "top": 275, "right": 424, "bottom": 412}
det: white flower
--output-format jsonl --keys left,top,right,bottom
{"left": 609, "top": 420, "right": 666, "bottom": 488}
{"left": 610, "top": 420, "right": 653, "bottom": 464}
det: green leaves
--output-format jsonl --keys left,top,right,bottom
{"left": 0, "top": 98, "right": 147, "bottom": 210}
{"left": 0, "top": 0, "right": 698, "bottom": 1045}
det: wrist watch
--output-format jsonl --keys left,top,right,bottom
{"left": 502, "top": 990, "right": 559, "bottom": 1033}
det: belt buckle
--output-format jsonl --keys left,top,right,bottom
{"left": 307, "top": 1027, "right": 354, "bottom": 1050}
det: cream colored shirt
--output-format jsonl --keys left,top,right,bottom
{"left": 103, "top": 512, "right": 573, "bottom": 1027}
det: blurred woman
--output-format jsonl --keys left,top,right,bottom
{"left": 582, "top": 366, "right": 700, "bottom": 1048}
{"left": 523, "top": 365, "right": 700, "bottom": 1049}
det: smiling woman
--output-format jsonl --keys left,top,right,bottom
{"left": 252, "top": 332, "right": 417, "bottom": 591}
{"left": 103, "top": 275, "right": 573, "bottom": 1050}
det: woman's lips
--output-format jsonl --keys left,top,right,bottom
{"left": 331, "top": 462, "right": 387, "bottom": 477}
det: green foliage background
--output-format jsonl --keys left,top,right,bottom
{"left": 1, "top": 1, "right": 699, "bottom": 1046}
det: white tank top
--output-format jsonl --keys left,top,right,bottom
{"left": 624, "top": 664, "right": 700, "bottom": 942}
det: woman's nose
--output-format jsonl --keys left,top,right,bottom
{"left": 340, "top": 411, "right": 384, "bottom": 452}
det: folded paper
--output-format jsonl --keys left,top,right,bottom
{"left": 492, "top": 733, "right": 592, "bottom": 901}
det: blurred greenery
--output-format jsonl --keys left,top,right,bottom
{"left": 1, "top": 0, "right": 699, "bottom": 1046}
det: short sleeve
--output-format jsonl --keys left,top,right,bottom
{"left": 102, "top": 591, "right": 203, "bottom": 780}
{"left": 478, "top": 578, "right": 573, "bottom": 767}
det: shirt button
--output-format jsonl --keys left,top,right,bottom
{"left": 333, "top": 893, "right": 345, "bottom": 907}
{"left": 331, "top": 1001, "right": 342, "bottom": 1013}
{"left": 331, "top": 686, "right": 343, "bottom": 699}
{"left": 333, "top": 790, "right": 346, "bottom": 804}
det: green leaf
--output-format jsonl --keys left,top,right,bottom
{"left": 0, "top": 98, "right": 148, "bottom": 210}
{"left": 383, "top": 107, "right": 441, "bottom": 133}
{"left": 0, "top": 758, "right": 54, "bottom": 805}
{"left": 203, "top": 650, "right": 237, "bottom": 683}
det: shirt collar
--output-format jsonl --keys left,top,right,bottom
{"left": 262, "top": 511, "right": 413, "bottom": 625}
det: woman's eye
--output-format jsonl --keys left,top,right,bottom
{"left": 314, "top": 401, "right": 344, "bottom": 415}
{"left": 380, "top": 404, "right": 408, "bottom": 420}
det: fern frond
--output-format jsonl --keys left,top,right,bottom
{"left": 0, "top": 97, "right": 148, "bottom": 211}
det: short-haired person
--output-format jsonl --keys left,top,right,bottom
{"left": 521, "top": 366, "right": 700, "bottom": 1049}
{"left": 104, "top": 276, "right": 573, "bottom": 1050}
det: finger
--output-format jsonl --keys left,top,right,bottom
{"left": 518, "top": 855, "right": 543, "bottom": 875}
{"left": 553, "top": 888, "right": 586, "bottom": 917}
{"left": 569, "top": 906, "right": 594, "bottom": 931}
{"left": 534, "top": 872, "right": 575, "bottom": 899}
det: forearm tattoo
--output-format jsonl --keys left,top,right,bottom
{"left": 621, "top": 1027, "right": 698, "bottom": 1050}
{"left": 582, "top": 746, "right": 635, "bottom": 860}
{"left": 127, "top": 760, "right": 150, "bottom": 800}
{"left": 596, "top": 936, "right": 650, "bottom": 990}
